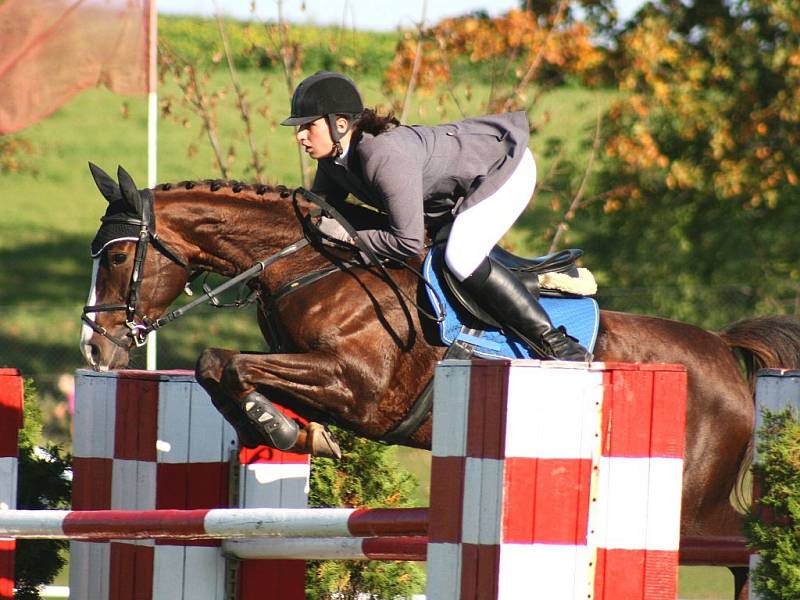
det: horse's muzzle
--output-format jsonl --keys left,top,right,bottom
{"left": 80, "top": 331, "right": 132, "bottom": 371}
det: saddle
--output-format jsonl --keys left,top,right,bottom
{"left": 440, "top": 245, "right": 597, "bottom": 329}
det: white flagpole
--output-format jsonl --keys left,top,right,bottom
{"left": 146, "top": 0, "right": 158, "bottom": 370}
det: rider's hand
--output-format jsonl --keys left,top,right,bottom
{"left": 318, "top": 216, "right": 353, "bottom": 244}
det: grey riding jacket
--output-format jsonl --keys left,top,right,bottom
{"left": 311, "top": 111, "right": 530, "bottom": 259}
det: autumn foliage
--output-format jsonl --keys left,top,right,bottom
{"left": 585, "top": 0, "right": 800, "bottom": 324}
{"left": 384, "top": 8, "right": 603, "bottom": 113}
{"left": 603, "top": 0, "right": 800, "bottom": 211}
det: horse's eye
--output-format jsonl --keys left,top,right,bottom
{"left": 110, "top": 253, "right": 128, "bottom": 266}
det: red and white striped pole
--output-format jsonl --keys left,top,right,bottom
{"left": 0, "top": 507, "right": 428, "bottom": 540}
{"left": 427, "top": 359, "right": 687, "bottom": 600}
{"left": 0, "top": 369, "right": 23, "bottom": 600}
{"left": 227, "top": 535, "right": 428, "bottom": 561}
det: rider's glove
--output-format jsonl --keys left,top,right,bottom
{"left": 318, "top": 216, "right": 353, "bottom": 244}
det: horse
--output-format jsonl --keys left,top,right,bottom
{"left": 80, "top": 165, "right": 800, "bottom": 600}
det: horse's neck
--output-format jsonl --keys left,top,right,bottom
{"left": 156, "top": 191, "right": 321, "bottom": 288}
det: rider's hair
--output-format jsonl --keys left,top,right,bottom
{"left": 353, "top": 108, "right": 400, "bottom": 136}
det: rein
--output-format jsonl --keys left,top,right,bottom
{"left": 86, "top": 185, "right": 447, "bottom": 350}
{"left": 292, "top": 187, "right": 446, "bottom": 324}
{"left": 84, "top": 184, "right": 448, "bottom": 445}
{"left": 138, "top": 239, "right": 311, "bottom": 343}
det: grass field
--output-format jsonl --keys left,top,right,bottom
{"left": 1, "top": 65, "right": 736, "bottom": 598}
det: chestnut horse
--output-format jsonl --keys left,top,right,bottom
{"left": 80, "top": 167, "right": 800, "bottom": 600}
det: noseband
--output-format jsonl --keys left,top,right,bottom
{"left": 82, "top": 194, "right": 189, "bottom": 349}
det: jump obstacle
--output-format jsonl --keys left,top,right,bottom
{"left": 0, "top": 369, "right": 23, "bottom": 600}
{"left": 3, "top": 361, "right": 789, "bottom": 598}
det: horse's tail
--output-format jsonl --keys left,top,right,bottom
{"left": 717, "top": 315, "right": 800, "bottom": 512}
{"left": 719, "top": 315, "right": 800, "bottom": 384}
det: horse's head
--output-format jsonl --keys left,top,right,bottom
{"left": 80, "top": 164, "right": 189, "bottom": 370}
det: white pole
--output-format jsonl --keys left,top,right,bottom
{"left": 146, "top": 0, "right": 158, "bottom": 370}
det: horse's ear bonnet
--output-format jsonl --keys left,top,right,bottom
{"left": 88, "top": 162, "right": 121, "bottom": 203}
{"left": 89, "top": 163, "right": 155, "bottom": 257}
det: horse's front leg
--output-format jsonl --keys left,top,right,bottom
{"left": 196, "top": 348, "right": 355, "bottom": 458}
{"left": 194, "top": 348, "right": 284, "bottom": 449}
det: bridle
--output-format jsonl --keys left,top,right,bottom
{"left": 81, "top": 188, "right": 311, "bottom": 350}
{"left": 81, "top": 192, "right": 189, "bottom": 349}
{"left": 82, "top": 185, "right": 444, "bottom": 351}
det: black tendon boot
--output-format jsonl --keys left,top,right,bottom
{"left": 460, "top": 257, "right": 592, "bottom": 361}
{"left": 238, "top": 391, "right": 300, "bottom": 451}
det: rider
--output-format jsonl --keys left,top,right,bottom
{"left": 281, "top": 71, "right": 591, "bottom": 362}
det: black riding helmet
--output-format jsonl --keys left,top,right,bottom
{"left": 281, "top": 71, "right": 364, "bottom": 154}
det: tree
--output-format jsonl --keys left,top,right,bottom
{"left": 14, "top": 380, "right": 71, "bottom": 600}
{"left": 745, "top": 408, "right": 800, "bottom": 599}
{"left": 578, "top": 0, "right": 800, "bottom": 326}
{"left": 521, "top": 0, "right": 619, "bottom": 33}
{"left": 383, "top": 6, "right": 604, "bottom": 116}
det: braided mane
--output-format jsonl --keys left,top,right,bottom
{"left": 153, "top": 179, "right": 294, "bottom": 199}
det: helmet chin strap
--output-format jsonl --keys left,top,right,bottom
{"left": 327, "top": 113, "right": 354, "bottom": 157}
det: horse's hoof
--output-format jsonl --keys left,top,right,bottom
{"left": 307, "top": 422, "right": 342, "bottom": 459}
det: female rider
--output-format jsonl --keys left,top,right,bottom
{"left": 282, "top": 71, "right": 590, "bottom": 362}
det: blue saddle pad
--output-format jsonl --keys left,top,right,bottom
{"left": 423, "top": 246, "right": 600, "bottom": 360}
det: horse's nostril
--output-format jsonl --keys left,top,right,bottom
{"left": 90, "top": 344, "right": 101, "bottom": 364}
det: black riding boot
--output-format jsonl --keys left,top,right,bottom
{"left": 460, "top": 257, "right": 592, "bottom": 361}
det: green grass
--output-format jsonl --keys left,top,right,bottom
{"left": 679, "top": 567, "right": 735, "bottom": 599}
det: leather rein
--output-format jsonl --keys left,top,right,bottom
{"left": 82, "top": 186, "right": 442, "bottom": 444}
{"left": 82, "top": 186, "right": 443, "bottom": 349}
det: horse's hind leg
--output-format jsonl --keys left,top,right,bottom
{"left": 730, "top": 566, "right": 748, "bottom": 600}
{"left": 195, "top": 348, "right": 342, "bottom": 458}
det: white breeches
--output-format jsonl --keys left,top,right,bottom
{"left": 445, "top": 148, "right": 537, "bottom": 281}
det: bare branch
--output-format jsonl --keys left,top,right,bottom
{"left": 548, "top": 108, "right": 603, "bottom": 253}
{"left": 445, "top": 80, "right": 467, "bottom": 120}
{"left": 160, "top": 42, "right": 228, "bottom": 179}
{"left": 399, "top": 0, "right": 428, "bottom": 124}
{"left": 215, "top": 9, "right": 264, "bottom": 182}
{"left": 258, "top": 0, "right": 310, "bottom": 186}
{"left": 530, "top": 143, "right": 566, "bottom": 208}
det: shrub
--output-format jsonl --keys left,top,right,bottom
{"left": 306, "top": 428, "right": 425, "bottom": 599}
{"left": 744, "top": 408, "right": 800, "bottom": 599}
{"left": 158, "top": 15, "right": 398, "bottom": 78}
{"left": 14, "top": 380, "right": 72, "bottom": 600}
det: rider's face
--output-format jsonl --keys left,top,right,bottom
{"left": 295, "top": 118, "right": 336, "bottom": 160}
{"left": 295, "top": 117, "right": 350, "bottom": 160}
